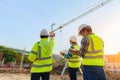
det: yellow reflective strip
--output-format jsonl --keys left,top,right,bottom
{"left": 84, "top": 55, "right": 103, "bottom": 58}
{"left": 87, "top": 50, "right": 103, "bottom": 54}
{"left": 87, "top": 36, "right": 103, "bottom": 54}
{"left": 38, "top": 45, "right": 41, "bottom": 59}
{"left": 37, "top": 56, "right": 52, "bottom": 60}
{"left": 69, "top": 60, "right": 81, "bottom": 62}
{"left": 88, "top": 36, "right": 94, "bottom": 51}
{"left": 31, "top": 51, "right": 37, "bottom": 55}
{"left": 70, "top": 57, "right": 79, "bottom": 59}
{"left": 32, "top": 64, "right": 52, "bottom": 68}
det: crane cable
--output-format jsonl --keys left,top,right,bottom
{"left": 50, "top": 0, "right": 114, "bottom": 33}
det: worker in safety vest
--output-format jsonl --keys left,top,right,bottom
{"left": 28, "top": 29, "right": 55, "bottom": 80}
{"left": 60, "top": 36, "right": 82, "bottom": 80}
{"left": 76, "top": 24, "right": 106, "bottom": 80}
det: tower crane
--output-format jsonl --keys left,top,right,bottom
{"left": 50, "top": 0, "right": 114, "bottom": 33}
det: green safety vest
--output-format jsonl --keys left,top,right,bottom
{"left": 28, "top": 38, "right": 54, "bottom": 73}
{"left": 82, "top": 34, "right": 105, "bottom": 66}
{"left": 68, "top": 44, "right": 82, "bottom": 68}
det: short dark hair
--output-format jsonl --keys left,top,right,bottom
{"left": 40, "top": 36, "right": 48, "bottom": 38}
{"left": 81, "top": 26, "right": 92, "bottom": 33}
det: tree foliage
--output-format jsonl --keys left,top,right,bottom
{"left": 0, "top": 46, "right": 29, "bottom": 65}
{"left": 3, "top": 49, "right": 17, "bottom": 64}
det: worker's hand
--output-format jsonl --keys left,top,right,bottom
{"left": 60, "top": 51, "right": 64, "bottom": 55}
{"left": 49, "top": 33, "right": 55, "bottom": 37}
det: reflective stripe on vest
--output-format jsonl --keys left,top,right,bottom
{"left": 70, "top": 56, "right": 79, "bottom": 59}
{"left": 37, "top": 44, "right": 52, "bottom": 60}
{"left": 68, "top": 44, "right": 81, "bottom": 68}
{"left": 84, "top": 55, "right": 103, "bottom": 58}
{"left": 31, "top": 51, "right": 37, "bottom": 54}
{"left": 69, "top": 60, "right": 81, "bottom": 63}
{"left": 85, "top": 36, "right": 103, "bottom": 59}
{"left": 31, "top": 51, "right": 52, "bottom": 60}
{"left": 32, "top": 42, "right": 52, "bottom": 68}
{"left": 82, "top": 34, "right": 104, "bottom": 66}
{"left": 31, "top": 48, "right": 52, "bottom": 60}
{"left": 87, "top": 36, "right": 103, "bottom": 54}
{"left": 32, "top": 64, "right": 52, "bottom": 68}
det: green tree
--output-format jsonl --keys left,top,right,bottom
{"left": 23, "top": 55, "right": 29, "bottom": 64}
{"left": 15, "top": 52, "right": 22, "bottom": 64}
{"left": 0, "top": 46, "right": 29, "bottom": 65}
{"left": 0, "top": 46, "right": 7, "bottom": 51}
{"left": 3, "top": 49, "right": 17, "bottom": 64}
{"left": 0, "top": 46, "right": 18, "bottom": 64}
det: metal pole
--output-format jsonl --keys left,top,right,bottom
{"left": 0, "top": 51, "right": 3, "bottom": 65}
{"left": 51, "top": 23, "right": 55, "bottom": 31}
{"left": 60, "top": 59, "right": 69, "bottom": 77}
{"left": 50, "top": 23, "right": 55, "bottom": 34}
{"left": 19, "top": 47, "right": 25, "bottom": 69}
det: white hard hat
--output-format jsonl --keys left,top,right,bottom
{"left": 40, "top": 29, "right": 49, "bottom": 36}
{"left": 70, "top": 36, "right": 77, "bottom": 42}
{"left": 78, "top": 24, "right": 91, "bottom": 35}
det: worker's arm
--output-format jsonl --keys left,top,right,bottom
{"left": 49, "top": 33, "right": 55, "bottom": 53}
{"left": 60, "top": 51, "right": 72, "bottom": 59}
{"left": 78, "top": 37, "right": 89, "bottom": 57}
{"left": 28, "top": 42, "right": 38, "bottom": 62}
{"left": 69, "top": 44, "right": 80, "bottom": 55}
{"left": 69, "top": 48, "right": 79, "bottom": 53}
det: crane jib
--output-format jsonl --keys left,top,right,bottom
{"left": 49, "top": 0, "right": 114, "bottom": 33}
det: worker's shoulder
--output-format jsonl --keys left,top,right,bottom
{"left": 34, "top": 41, "right": 40, "bottom": 44}
{"left": 82, "top": 37, "right": 89, "bottom": 42}
{"left": 95, "top": 35, "right": 103, "bottom": 41}
{"left": 33, "top": 41, "right": 40, "bottom": 46}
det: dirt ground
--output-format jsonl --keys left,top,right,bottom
{"left": 1, "top": 73, "right": 120, "bottom": 80}
{"left": 0, "top": 73, "right": 83, "bottom": 80}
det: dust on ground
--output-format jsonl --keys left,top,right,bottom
{"left": 0, "top": 73, "right": 82, "bottom": 80}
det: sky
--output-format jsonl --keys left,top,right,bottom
{"left": 0, "top": 0, "right": 120, "bottom": 55}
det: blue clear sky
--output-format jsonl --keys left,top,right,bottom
{"left": 0, "top": 0, "right": 120, "bottom": 54}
